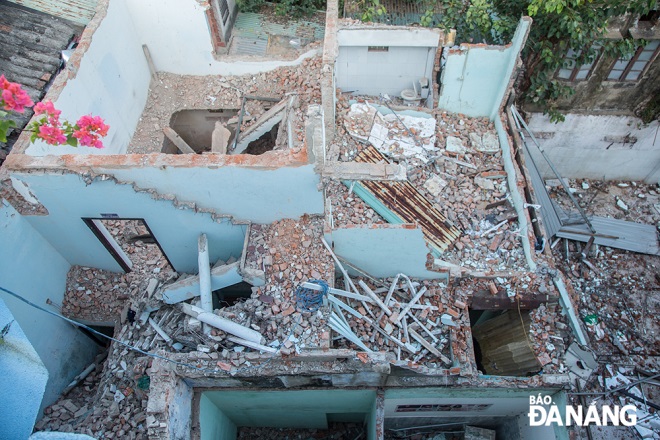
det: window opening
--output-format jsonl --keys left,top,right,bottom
{"left": 607, "top": 40, "right": 660, "bottom": 81}
{"left": 556, "top": 45, "right": 601, "bottom": 81}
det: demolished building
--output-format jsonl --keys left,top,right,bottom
{"left": 0, "top": 0, "right": 658, "bottom": 439}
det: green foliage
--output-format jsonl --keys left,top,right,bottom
{"left": 639, "top": 94, "right": 660, "bottom": 124}
{"left": 236, "top": 0, "right": 324, "bottom": 18}
{"left": 0, "top": 110, "right": 15, "bottom": 143}
{"left": 359, "top": 0, "right": 386, "bottom": 22}
{"left": 274, "top": 0, "right": 324, "bottom": 18}
{"left": 236, "top": 0, "right": 266, "bottom": 13}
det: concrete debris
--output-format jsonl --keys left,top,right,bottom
{"left": 446, "top": 136, "right": 466, "bottom": 154}
{"left": 129, "top": 57, "right": 323, "bottom": 154}
{"left": 343, "top": 103, "right": 436, "bottom": 161}
{"left": 332, "top": 101, "right": 529, "bottom": 272}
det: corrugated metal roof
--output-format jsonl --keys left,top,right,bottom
{"left": 7, "top": 0, "right": 97, "bottom": 25}
{"left": 520, "top": 125, "right": 660, "bottom": 256}
{"left": 229, "top": 11, "right": 324, "bottom": 56}
{"left": 350, "top": 145, "right": 461, "bottom": 253}
{"left": 557, "top": 217, "right": 660, "bottom": 256}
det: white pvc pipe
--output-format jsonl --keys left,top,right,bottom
{"left": 198, "top": 234, "right": 212, "bottom": 334}
{"left": 180, "top": 303, "right": 264, "bottom": 344}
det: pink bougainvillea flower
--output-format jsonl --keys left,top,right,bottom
{"left": 37, "top": 123, "right": 67, "bottom": 145}
{"left": 33, "top": 101, "right": 61, "bottom": 119}
{"left": 73, "top": 114, "right": 109, "bottom": 148}
{"left": 0, "top": 77, "right": 34, "bottom": 113}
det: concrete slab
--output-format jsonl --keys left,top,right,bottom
{"left": 161, "top": 262, "right": 243, "bottom": 304}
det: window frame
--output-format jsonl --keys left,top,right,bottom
{"left": 607, "top": 40, "right": 660, "bottom": 82}
{"left": 556, "top": 45, "right": 602, "bottom": 82}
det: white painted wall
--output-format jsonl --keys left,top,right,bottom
{"left": 11, "top": 173, "right": 248, "bottom": 274}
{"left": 124, "top": 0, "right": 320, "bottom": 75}
{"left": 0, "top": 298, "right": 49, "bottom": 439}
{"left": 26, "top": 0, "right": 151, "bottom": 156}
{"left": 327, "top": 225, "right": 446, "bottom": 279}
{"left": 439, "top": 18, "right": 530, "bottom": 118}
{"left": 336, "top": 28, "right": 439, "bottom": 97}
{"left": 108, "top": 164, "right": 325, "bottom": 224}
{"left": 526, "top": 113, "right": 660, "bottom": 183}
{"left": 0, "top": 199, "right": 99, "bottom": 413}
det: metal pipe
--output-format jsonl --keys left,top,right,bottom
{"left": 198, "top": 234, "right": 213, "bottom": 334}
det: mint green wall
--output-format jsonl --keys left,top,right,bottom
{"left": 0, "top": 298, "right": 49, "bottom": 439}
{"left": 368, "top": 399, "right": 378, "bottom": 440}
{"left": 200, "top": 394, "right": 237, "bottom": 440}
{"left": 202, "top": 389, "right": 375, "bottom": 429}
{"left": 438, "top": 18, "right": 531, "bottom": 118}
{"left": 0, "top": 199, "right": 98, "bottom": 413}
{"left": 12, "top": 173, "right": 246, "bottom": 273}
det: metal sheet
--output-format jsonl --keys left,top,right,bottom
{"left": 557, "top": 217, "right": 660, "bottom": 256}
{"left": 8, "top": 0, "right": 96, "bottom": 25}
{"left": 522, "top": 142, "right": 562, "bottom": 238}
{"left": 350, "top": 145, "right": 461, "bottom": 253}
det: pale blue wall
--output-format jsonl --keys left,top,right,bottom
{"left": 0, "top": 298, "right": 49, "bottom": 440}
{"left": 109, "top": 164, "right": 324, "bottom": 224}
{"left": 438, "top": 18, "right": 531, "bottom": 118}
{"left": 0, "top": 200, "right": 98, "bottom": 414}
{"left": 202, "top": 389, "right": 375, "bottom": 429}
{"left": 11, "top": 173, "right": 247, "bottom": 273}
{"left": 200, "top": 394, "right": 237, "bottom": 440}
{"left": 328, "top": 226, "right": 447, "bottom": 279}
{"left": 26, "top": 0, "right": 151, "bottom": 156}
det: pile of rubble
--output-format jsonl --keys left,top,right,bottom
{"left": 528, "top": 302, "right": 570, "bottom": 373}
{"left": 548, "top": 179, "right": 659, "bottom": 356}
{"left": 324, "top": 179, "right": 386, "bottom": 228}
{"left": 237, "top": 423, "right": 364, "bottom": 440}
{"left": 548, "top": 179, "right": 660, "bottom": 225}
{"left": 575, "top": 364, "right": 660, "bottom": 439}
{"left": 242, "top": 215, "right": 335, "bottom": 352}
{"left": 558, "top": 244, "right": 659, "bottom": 357}
{"left": 332, "top": 96, "right": 527, "bottom": 272}
{"left": 129, "top": 57, "right": 323, "bottom": 154}
{"left": 35, "top": 340, "right": 152, "bottom": 439}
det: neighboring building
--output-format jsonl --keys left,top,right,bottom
{"left": 525, "top": 11, "right": 660, "bottom": 183}
{"left": 0, "top": 0, "right": 656, "bottom": 439}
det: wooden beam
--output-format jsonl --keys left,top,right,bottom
{"left": 163, "top": 127, "right": 195, "bottom": 154}
{"left": 470, "top": 290, "right": 553, "bottom": 310}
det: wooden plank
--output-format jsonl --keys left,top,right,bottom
{"left": 470, "top": 290, "right": 552, "bottom": 310}
{"left": 163, "top": 127, "right": 195, "bottom": 154}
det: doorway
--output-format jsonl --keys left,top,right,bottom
{"left": 83, "top": 217, "right": 173, "bottom": 273}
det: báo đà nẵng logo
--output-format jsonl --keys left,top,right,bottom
{"left": 528, "top": 395, "right": 637, "bottom": 427}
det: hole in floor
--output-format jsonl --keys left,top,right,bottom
{"left": 162, "top": 109, "right": 237, "bottom": 154}
{"left": 469, "top": 308, "right": 540, "bottom": 377}
{"left": 237, "top": 422, "right": 365, "bottom": 440}
{"left": 242, "top": 122, "right": 279, "bottom": 155}
{"left": 212, "top": 281, "right": 253, "bottom": 308}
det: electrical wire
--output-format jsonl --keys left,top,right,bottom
{"left": 0, "top": 285, "right": 283, "bottom": 375}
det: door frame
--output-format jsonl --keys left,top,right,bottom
{"left": 82, "top": 217, "right": 174, "bottom": 273}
